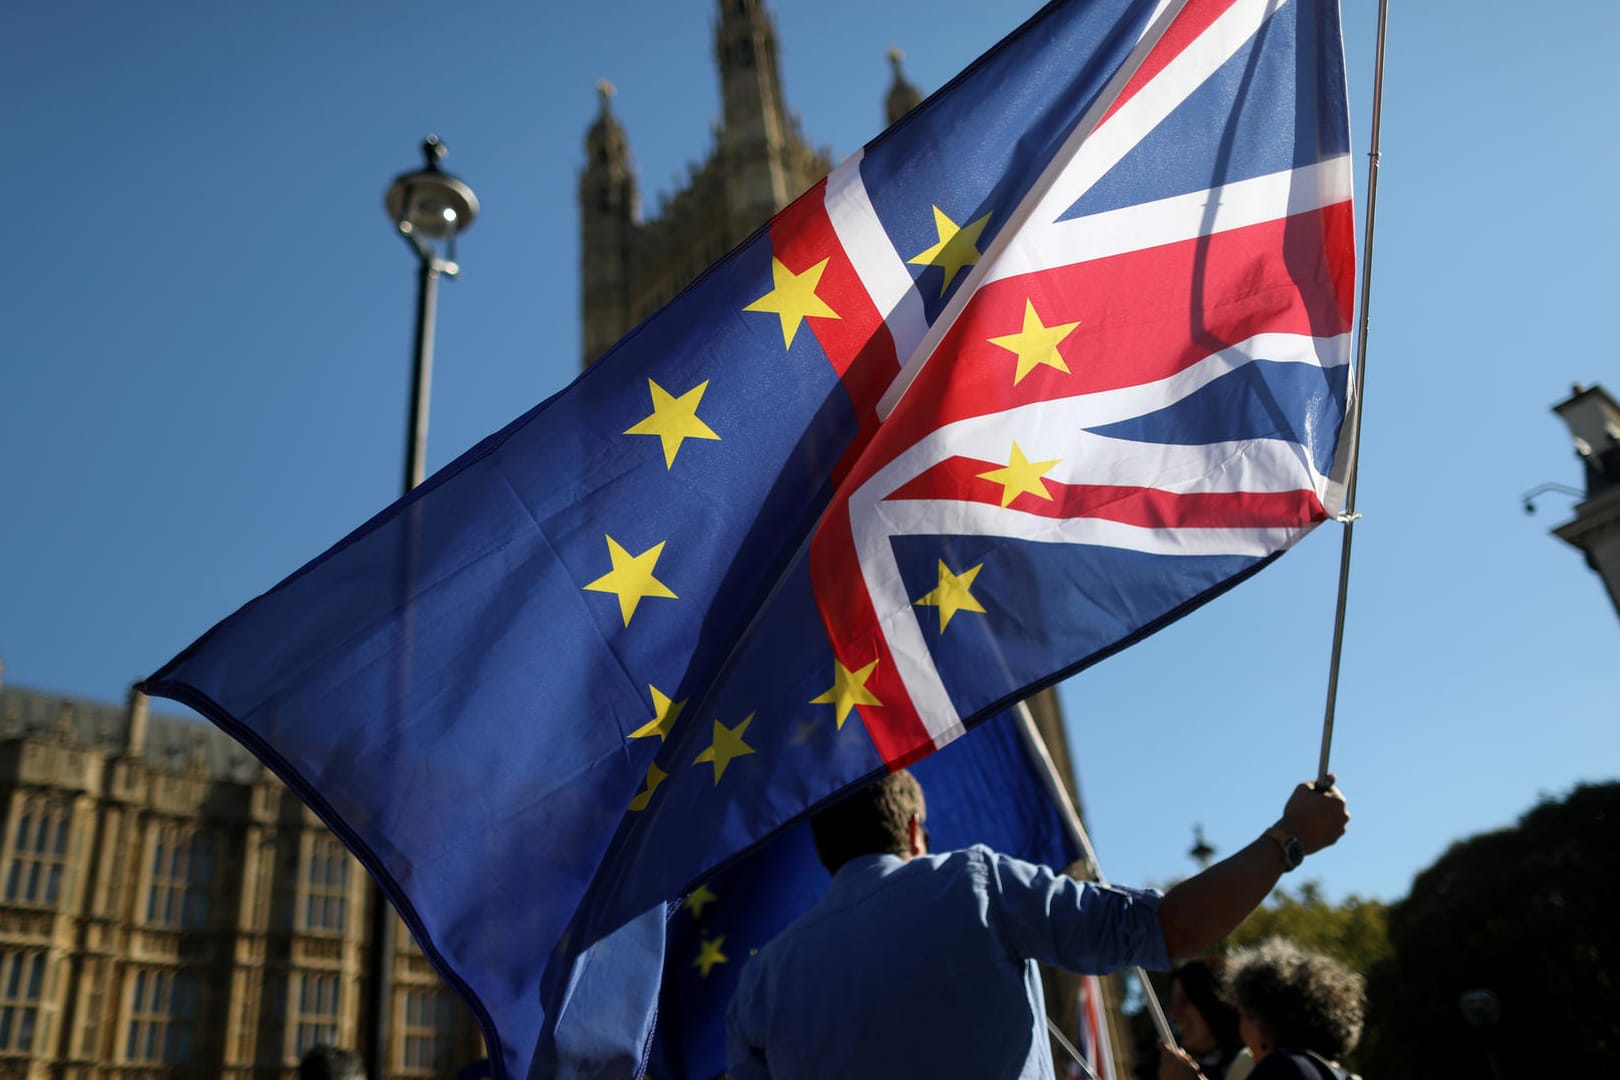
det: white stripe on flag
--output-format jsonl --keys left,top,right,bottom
{"left": 824, "top": 150, "right": 932, "bottom": 367}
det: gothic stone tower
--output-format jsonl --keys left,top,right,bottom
{"left": 579, "top": 0, "right": 926, "bottom": 367}
{"left": 576, "top": 1, "right": 934, "bottom": 368}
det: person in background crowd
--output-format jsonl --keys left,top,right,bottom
{"left": 298, "top": 1045, "right": 366, "bottom": 1080}
{"left": 1161, "top": 957, "right": 1251, "bottom": 1080}
{"left": 1162, "top": 939, "right": 1364, "bottom": 1080}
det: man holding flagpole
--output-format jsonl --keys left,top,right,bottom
{"left": 727, "top": 771, "right": 1348, "bottom": 1079}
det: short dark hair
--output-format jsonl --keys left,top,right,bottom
{"left": 810, "top": 770, "right": 925, "bottom": 873}
{"left": 298, "top": 1045, "right": 366, "bottom": 1080}
{"left": 1173, "top": 957, "right": 1241, "bottom": 1049}
{"left": 1225, "top": 939, "right": 1365, "bottom": 1060}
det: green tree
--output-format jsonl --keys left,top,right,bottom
{"left": 1229, "top": 881, "right": 1391, "bottom": 975}
{"left": 1360, "top": 781, "right": 1620, "bottom": 1078}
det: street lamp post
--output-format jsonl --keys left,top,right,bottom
{"left": 386, "top": 135, "right": 479, "bottom": 492}
{"left": 368, "top": 136, "right": 478, "bottom": 1075}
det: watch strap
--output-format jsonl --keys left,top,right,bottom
{"left": 1263, "top": 826, "right": 1304, "bottom": 870}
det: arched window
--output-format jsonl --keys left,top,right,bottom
{"left": 4, "top": 799, "right": 70, "bottom": 907}
{"left": 293, "top": 972, "right": 340, "bottom": 1057}
{"left": 0, "top": 951, "right": 47, "bottom": 1051}
{"left": 301, "top": 836, "right": 350, "bottom": 933}
{"left": 125, "top": 968, "right": 198, "bottom": 1064}
{"left": 145, "top": 828, "right": 215, "bottom": 929}
{"left": 399, "top": 986, "right": 458, "bottom": 1074}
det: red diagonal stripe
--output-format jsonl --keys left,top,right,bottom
{"left": 807, "top": 501, "right": 934, "bottom": 767}
{"left": 1100, "top": 0, "right": 1247, "bottom": 126}
{"left": 778, "top": 181, "right": 937, "bottom": 765}
{"left": 768, "top": 180, "right": 902, "bottom": 484}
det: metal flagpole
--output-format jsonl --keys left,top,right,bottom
{"left": 1046, "top": 1015, "right": 1101, "bottom": 1080}
{"left": 1317, "top": 0, "right": 1392, "bottom": 787}
{"left": 1013, "top": 702, "right": 1178, "bottom": 1048}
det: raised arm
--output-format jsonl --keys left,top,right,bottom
{"left": 1155, "top": 778, "right": 1349, "bottom": 960}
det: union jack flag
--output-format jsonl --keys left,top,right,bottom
{"left": 143, "top": 0, "right": 1354, "bottom": 1074}
{"left": 813, "top": 0, "right": 1354, "bottom": 764}
{"left": 570, "top": 0, "right": 1354, "bottom": 942}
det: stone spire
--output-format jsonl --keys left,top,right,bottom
{"left": 579, "top": 80, "right": 640, "bottom": 367}
{"left": 583, "top": 80, "right": 632, "bottom": 179}
{"left": 714, "top": 0, "right": 793, "bottom": 231}
{"left": 885, "top": 47, "right": 924, "bottom": 126}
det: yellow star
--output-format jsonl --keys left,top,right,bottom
{"left": 809, "top": 659, "right": 882, "bottom": 730}
{"left": 624, "top": 378, "right": 721, "bottom": 468}
{"left": 629, "top": 686, "right": 685, "bottom": 741}
{"left": 627, "top": 763, "right": 667, "bottom": 813}
{"left": 693, "top": 713, "right": 757, "bottom": 784}
{"left": 583, "top": 536, "right": 677, "bottom": 626}
{"left": 914, "top": 560, "right": 988, "bottom": 632}
{"left": 683, "top": 883, "right": 718, "bottom": 919}
{"left": 986, "top": 299, "right": 1081, "bottom": 385}
{"left": 743, "top": 257, "right": 840, "bottom": 347}
{"left": 908, "top": 206, "right": 992, "bottom": 294}
{"left": 977, "top": 443, "right": 1062, "bottom": 509}
{"left": 692, "top": 934, "right": 729, "bottom": 978}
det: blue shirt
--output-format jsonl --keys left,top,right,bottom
{"left": 725, "top": 845, "right": 1169, "bottom": 1080}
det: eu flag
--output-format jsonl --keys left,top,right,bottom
{"left": 143, "top": 0, "right": 1354, "bottom": 1075}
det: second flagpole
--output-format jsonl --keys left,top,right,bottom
{"left": 1316, "top": 0, "right": 1393, "bottom": 789}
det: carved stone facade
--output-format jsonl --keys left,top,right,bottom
{"left": 0, "top": 680, "right": 481, "bottom": 1079}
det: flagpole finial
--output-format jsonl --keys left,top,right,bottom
{"left": 420, "top": 135, "right": 446, "bottom": 171}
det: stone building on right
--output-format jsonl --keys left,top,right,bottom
{"left": 1547, "top": 383, "right": 1620, "bottom": 619}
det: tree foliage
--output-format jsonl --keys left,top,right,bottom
{"left": 1229, "top": 880, "right": 1391, "bottom": 976}
{"left": 1359, "top": 781, "right": 1620, "bottom": 1077}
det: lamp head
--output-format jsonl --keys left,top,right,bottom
{"left": 385, "top": 136, "right": 479, "bottom": 261}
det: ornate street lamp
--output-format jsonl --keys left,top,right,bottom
{"left": 385, "top": 135, "right": 480, "bottom": 493}
{"left": 367, "top": 137, "right": 479, "bottom": 1073}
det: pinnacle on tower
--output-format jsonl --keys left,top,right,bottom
{"left": 584, "top": 79, "right": 630, "bottom": 173}
{"left": 579, "top": 76, "right": 639, "bottom": 368}
{"left": 714, "top": 0, "right": 792, "bottom": 222}
{"left": 885, "top": 47, "right": 924, "bottom": 126}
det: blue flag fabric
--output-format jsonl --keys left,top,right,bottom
{"left": 143, "top": 0, "right": 1354, "bottom": 1075}
{"left": 647, "top": 710, "right": 1079, "bottom": 1079}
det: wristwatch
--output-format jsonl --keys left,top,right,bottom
{"left": 1264, "top": 826, "right": 1305, "bottom": 871}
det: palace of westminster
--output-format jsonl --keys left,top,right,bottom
{"left": 0, "top": 2, "right": 1110, "bottom": 1075}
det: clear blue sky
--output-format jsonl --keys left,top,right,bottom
{"left": 3, "top": 0, "right": 1616, "bottom": 907}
